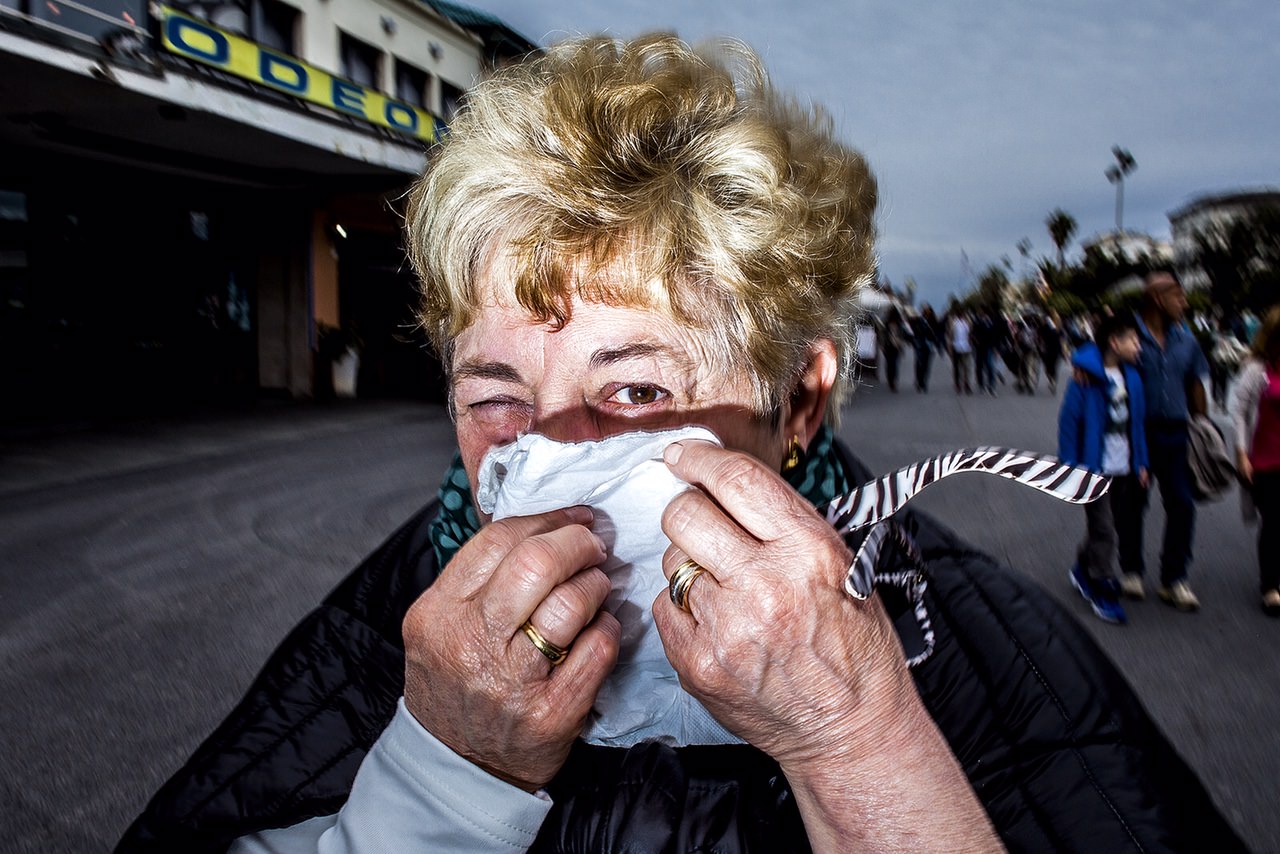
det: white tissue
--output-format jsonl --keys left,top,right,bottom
{"left": 476, "top": 427, "right": 741, "bottom": 747}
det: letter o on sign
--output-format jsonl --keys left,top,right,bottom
{"left": 167, "top": 15, "right": 230, "bottom": 65}
{"left": 384, "top": 101, "right": 419, "bottom": 133}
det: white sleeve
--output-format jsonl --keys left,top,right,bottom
{"left": 229, "top": 697, "right": 553, "bottom": 854}
{"left": 1229, "top": 360, "right": 1266, "bottom": 453}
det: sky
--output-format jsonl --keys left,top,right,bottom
{"left": 460, "top": 0, "right": 1279, "bottom": 308}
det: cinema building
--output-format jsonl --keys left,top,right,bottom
{"left": 0, "top": 1, "right": 533, "bottom": 423}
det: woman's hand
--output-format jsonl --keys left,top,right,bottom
{"left": 1239, "top": 452, "right": 1254, "bottom": 485}
{"left": 654, "top": 439, "right": 1002, "bottom": 853}
{"left": 653, "top": 440, "right": 913, "bottom": 770}
{"left": 402, "top": 506, "right": 620, "bottom": 792}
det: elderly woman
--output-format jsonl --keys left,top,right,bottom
{"left": 120, "top": 35, "right": 1242, "bottom": 853}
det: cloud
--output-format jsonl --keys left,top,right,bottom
{"left": 467, "top": 0, "right": 1280, "bottom": 307}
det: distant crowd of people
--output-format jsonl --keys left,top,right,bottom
{"left": 857, "top": 303, "right": 1070, "bottom": 396}
{"left": 858, "top": 272, "right": 1280, "bottom": 621}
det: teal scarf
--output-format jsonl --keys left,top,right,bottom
{"left": 428, "top": 425, "right": 849, "bottom": 568}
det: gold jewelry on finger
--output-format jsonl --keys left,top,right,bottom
{"left": 782, "top": 434, "right": 802, "bottom": 473}
{"left": 520, "top": 620, "right": 569, "bottom": 666}
{"left": 669, "top": 558, "right": 708, "bottom": 613}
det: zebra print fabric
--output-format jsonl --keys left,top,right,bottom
{"left": 847, "top": 520, "right": 934, "bottom": 667}
{"left": 831, "top": 447, "right": 1108, "bottom": 667}
{"left": 826, "top": 446, "right": 1111, "bottom": 535}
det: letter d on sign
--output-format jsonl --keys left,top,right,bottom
{"left": 166, "top": 15, "right": 230, "bottom": 66}
{"left": 260, "top": 51, "right": 308, "bottom": 94}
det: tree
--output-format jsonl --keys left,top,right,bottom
{"left": 1064, "top": 244, "right": 1154, "bottom": 305}
{"left": 960, "top": 264, "right": 1011, "bottom": 311}
{"left": 1191, "top": 206, "right": 1280, "bottom": 312}
{"left": 1045, "top": 208, "right": 1078, "bottom": 270}
{"left": 1105, "top": 146, "right": 1137, "bottom": 231}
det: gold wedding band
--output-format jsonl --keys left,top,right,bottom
{"left": 669, "top": 558, "right": 708, "bottom": 613}
{"left": 520, "top": 620, "right": 569, "bottom": 666}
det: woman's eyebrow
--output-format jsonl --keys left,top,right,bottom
{"left": 588, "top": 342, "right": 689, "bottom": 371}
{"left": 452, "top": 360, "right": 523, "bottom": 383}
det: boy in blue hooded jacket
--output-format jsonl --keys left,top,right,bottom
{"left": 1058, "top": 314, "right": 1150, "bottom": 623}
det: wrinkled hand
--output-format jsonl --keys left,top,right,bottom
{"left": 653, "top": 440, "right": 917, "bottom": 774}
{"left": 402, "top": 506, "right": 620, "bottom": 791}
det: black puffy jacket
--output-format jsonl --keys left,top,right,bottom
{"left": 118, "top": 443, "right": 1246, "bottom": 853}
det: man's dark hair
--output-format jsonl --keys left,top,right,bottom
{"left": 1095, "top": 314, "right": 1138, "bottom": 353}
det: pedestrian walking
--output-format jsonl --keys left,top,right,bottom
{"left": 910, "top": 304, "right": 941, "bottom": 392}
{"left": 1229, "top": 305, "right": 1280, "bottom": 617}
{"left": 1210, "top": 316, "right": 1248, "bottom": 413}
{"left": 973, "top": 310, "right": 1000, "bottom": 395}
{"left": 1014, "top": 316, "right": 1040, "bottom": 394}
{"left": 881, "top": 307, "right": 908, "bottom": 392}
{"left": 1058, "top": 315, "right": 1149, "bottom": 624}
{"left": 1130, "top": 271, "right": 1210, "bottom": 611}
{"left": 1040, "top": 314, "right": 1066, "bottom": 394}
{"left": 948, "top": 308, "right": 973, "bottom": 394}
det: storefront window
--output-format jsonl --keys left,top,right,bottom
{"left": 441, "top": 80, "right": 462, "bottom": 120}
{"left": 340, "top": 31, "right": 381, "bottom": 89}
{"left": 394, "top": 60, "right": 430, "bottom": 109}
{"left": 254, "top": 0, "right": 296, "bottom": 54}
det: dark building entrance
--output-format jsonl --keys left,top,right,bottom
{"left": 1, "top": 156, "right": 260, "bottom": 425}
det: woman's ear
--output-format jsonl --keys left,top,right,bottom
{"left": 782, "top": 339, "right": 839, "bottom": 449}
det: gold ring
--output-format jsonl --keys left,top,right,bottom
{"left": 669, "top": 558, "right": 708, "bottom": 613}
{"left": 520, "top": 620, "right": 569, "bottom": 666}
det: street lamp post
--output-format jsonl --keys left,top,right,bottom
{"left": 1106, "top": 146, "right": 1137, "bottom": 231}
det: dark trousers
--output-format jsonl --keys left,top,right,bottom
{"left": 1253, "top": 470, "right": 1280, "bottom": 592}
{"left": 914, "top": 345, "right": 932, "bottom": 391}
{"left": 1136, "top": 422, "right": 1197, "bottom": 584}
{"left": 1043, "top": 353, "right": 1061, "bottom": 392}
{"left": 1079, "top": 474, "right": 1145, "bottom": 581}
{"left": 884, "top": 347, "right": 901, "bottom": 391}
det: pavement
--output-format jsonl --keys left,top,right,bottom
{"left": 1, "top": 367, "right": 1275, "bottom": 852}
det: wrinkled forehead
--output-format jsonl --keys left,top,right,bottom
{"left": 473, "top": 245, "right": 681, "bottom": 325}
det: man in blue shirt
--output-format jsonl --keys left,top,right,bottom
{"left": 1127, "top": 271, "right": 1210, "bottom": 610}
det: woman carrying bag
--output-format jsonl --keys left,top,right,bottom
{"left": 1229, "top": 305, "right": 1280, "bottom": 616}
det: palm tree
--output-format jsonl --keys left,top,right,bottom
{"left": 1105, "top": 146, "right": 1137, "bottom": 231}
{"left": 1045, "top": 208, "right": 1078, "bottom": 270}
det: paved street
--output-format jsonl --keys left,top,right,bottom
{"left": 1, "top": 361, "right": 1276, "bottom": 852}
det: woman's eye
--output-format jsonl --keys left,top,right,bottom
{"left": 608, "top": 385, "right": 669, "bottom": 405}
{"left": 464, "top": 397, "right": 532, "bottom": 419}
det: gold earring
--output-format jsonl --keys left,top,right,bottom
{"left": 782, "top": 435, "right": 802, "bottom": 473}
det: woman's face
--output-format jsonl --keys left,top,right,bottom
{"left": 450, "top": 291, "right": 787, "bottom": 521}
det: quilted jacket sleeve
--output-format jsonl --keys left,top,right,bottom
{"left": 907, "top": 510, "right": 1247, "bottom": 852}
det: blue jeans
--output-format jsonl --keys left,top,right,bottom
{"left": 1136, "top": 421, "right": 1196, "bottom": 583}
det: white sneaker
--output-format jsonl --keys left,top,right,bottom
{"left": 1158, "top": 580, "right": 1201, "bottom": 612}
{"left": 1119, "top": 573, "right": 1146, "bottom": 601}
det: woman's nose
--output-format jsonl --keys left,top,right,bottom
{"left": 527, "top": 406, "right": 606, "bottom": 445}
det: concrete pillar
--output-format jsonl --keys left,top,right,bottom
{"left": 255, "top": 206, "right": 314, "bottom": 398}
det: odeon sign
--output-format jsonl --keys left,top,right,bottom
{"left": 160, "top": 6, "right": 445, "bottom": 144}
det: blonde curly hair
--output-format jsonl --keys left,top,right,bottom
{"left": 405, "top": 33, "right": 877, "bottom": 423}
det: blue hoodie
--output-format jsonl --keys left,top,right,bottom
{"left": 1057, "top": 342, "right": 1149, "bottom": 474}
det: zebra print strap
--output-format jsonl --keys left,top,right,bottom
{"left": 847, "top": 520, "right": 934, "bottom": 667}
{"left": 825, "top": 446, "right": 1111, "bottom": 534}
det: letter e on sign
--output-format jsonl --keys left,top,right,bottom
{"left": 331, "top": 80, "right": 366, "bottom": 116}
